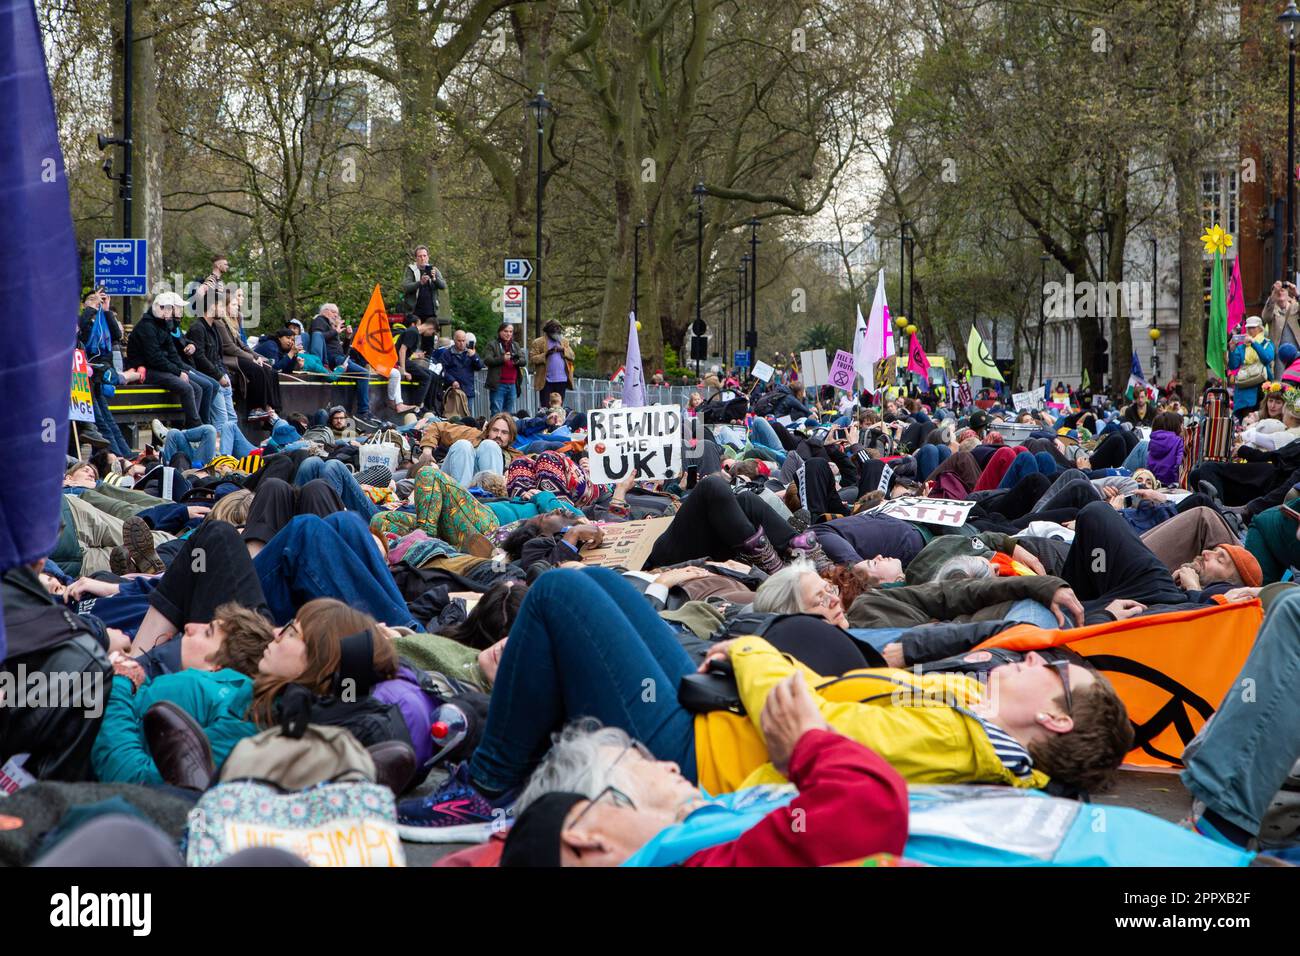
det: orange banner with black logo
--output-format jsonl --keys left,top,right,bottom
{"left": 976, "top": 600, "right": 1263, "bottom": 769}
{"left": 353, "top": 283, "right": 398, "bottom": 377}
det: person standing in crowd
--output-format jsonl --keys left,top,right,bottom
{"left": 434, "top": 329, "right": 485, "bottom": 420}
{"left": 530, "top": 319, "right": 574, "bottom": 408}
{"left": 485, "top": 322, "right": 525, "bottom": 415}
{"left": 1228, "top": 315, "right": 1275, "bottom": 419}
{"left": 1264, "top": 280, "right": 1300, "bottom": 379}
{"left": 401, "top": 245, "right": 447, "bottom": 334}
{"left": 78, "top": 288, "right": 141, "bottom": 457}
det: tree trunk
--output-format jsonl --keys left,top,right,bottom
{"left": 1174, "top": 152, "right": 1206, "bottom": 394}
{"left": 132, "top": 2, "right": 163, "bottom": 299}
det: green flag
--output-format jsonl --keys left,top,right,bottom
{"left": 1081, "top": 368, "right": 1090, "bottom": 391}
{"left": 1206, "top": 250, "right": 1227, "bottom": 379}
{"left": 966, "top": 326, "right": 1004, "bottom": 382}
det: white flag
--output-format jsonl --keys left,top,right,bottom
{"left": 861, "top": 271, "right": 891, "bottom": 393}
{"left": 852, "top": 303, "right": 872, "bottom": 393}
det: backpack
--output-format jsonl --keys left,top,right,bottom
{"left": 700, "top": 391, "right": 749, "bottom": 424}
{"left": 219, "top": 723, "right": 378, "bottom": 791}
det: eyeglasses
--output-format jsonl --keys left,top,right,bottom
{"left": 565, "top": 739, "right": 652, "bottom": 830}
{"left": 810, "top": 583, "right": 840, "bottom": 609}
{"left": 1046, "top": 657, "right": 1073, "bottom": 715}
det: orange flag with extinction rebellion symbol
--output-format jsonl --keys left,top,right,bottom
{"left": 353, "top": 283, "right": 398, "bottom": 376}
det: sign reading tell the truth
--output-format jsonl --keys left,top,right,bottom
{"left": 587, "top": 404, "right": 683, "bottom": 484}
{"left": 868, "top": 495, "right": 975, "bottom": 528}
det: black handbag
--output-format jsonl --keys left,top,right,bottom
{"left": 677, "top": 658, "right": 746, "bottom": 716}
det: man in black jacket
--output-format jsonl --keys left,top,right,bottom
{"left": 124, "top": 292, "right": 205, "bottom": 428}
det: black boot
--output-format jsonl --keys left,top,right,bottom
{"left": 737, "top": 528, "right": 783, "bottom": 574}
{"left": 786, "top": 531, "right": 833, "bottom": 571}
{"left": 144, "top": 701, "right": 214, "bottom": 791}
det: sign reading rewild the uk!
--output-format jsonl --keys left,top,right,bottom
{"left": 587, "top": 404, "right": 683, "bottom": 483}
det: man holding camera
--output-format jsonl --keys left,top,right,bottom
{"left": 401, "top": 245, "right": 447, "bottom": 333}
{"left": 1264, "top": 280, "right": 1300, "bottom": 379}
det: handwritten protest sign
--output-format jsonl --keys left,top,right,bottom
{"left": 829, "top": 350, "right": 856, "bottom": 390}
{"left": 869, "top": 495, "right": 975, "bottom": 528}
{"left": 581, "top": 517, "right": 673, "bottom": 571}
{"left": 587, "top": 405, "right": 683, "bottom": 484}
{"left": 1012, "top": 390, "right": 1043, "bottom": 412}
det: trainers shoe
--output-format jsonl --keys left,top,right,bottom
{"left": 396, "top": 763, "right": 516, "bottom": 844}
{"left": 151, "top": 418, "right": 169, "bottom": 446}
{"left": 108, "top": 545, "right": 136, "bottom": 577}
{"left": 122, "top": 515, "right": 165, "bottom": 574}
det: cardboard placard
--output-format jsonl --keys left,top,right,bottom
{"left": 869, "top": 495, "right": 975, "bottom": 527}
{"left": 799, "top": 349, "right": 829, "bottom": 388}
{"left": 1012, "top": 390, "right": 1043, "bottom": 412}
{"left": 580, "top": 517, "right": 674, "bottom": 570}
{"left": 751, "top": 360, "right": 775, "bottom": 383}
{"left": 587, "top": 405, "right": 683, "bottom": 483}
{"left": 70, "top": 348, "right": 94, "bottom": 423}
{"left": 828, "top": 350, "right": 856, "bottom": 391}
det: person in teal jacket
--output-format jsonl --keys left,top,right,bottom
{"left": 486, "top": 488, "right": 584, "bottom": 523}
{"left": 92, "top": 667, "right": 257, "bottom": 785}
{"left": 92, "top": 604, "right": 273, "bottom": 784}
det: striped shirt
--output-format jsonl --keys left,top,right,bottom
{"left": 968, "top": 713, "right": 1035, "bottom": 779}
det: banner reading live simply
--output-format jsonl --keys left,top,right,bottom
{"left": 69, "top": 348, "right": 94, "bottom": 423}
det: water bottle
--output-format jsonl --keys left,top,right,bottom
{"left": 427, "top": 702, "right": 469, "bottom": 767}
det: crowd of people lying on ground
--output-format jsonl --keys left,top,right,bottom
{"left": 7, "top": 291, "right": 1300, "bottom": 866}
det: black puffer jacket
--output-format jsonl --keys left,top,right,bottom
{"left": 185, "top": 316, "right": 227, "bottom": 381}
{"left": 125, "top": 310, "right": 188, "bottom": 375}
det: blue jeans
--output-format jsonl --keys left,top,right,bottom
{"left": 215, "top": 383, "right": 255, "bottom": 457}
{"left": 308, "top": 331, "right": 329, "bottom": 365}
{"left": 293, "top": 457, "right": 379, "bottom": 519}
{"left": 469, "top": 567, "right": 699, "bottom": 793}
{"left": 252, "top": 512, "right": 417, "bottom": 628}
{"left": 186, "top": 368, "right": 221, "bottom": 426}
{"left": 92, "top": 386, "right": 134, "bottom": 458}
{"left": 342, "top": 358, "right": 373, "bottom": 415}
{"left": 748, "top": 417, "right": 782, "bottom": 450}
{"left": 1182, "top": 589, "right": 1300, "bottom": 834}
{"left": 443, "top": 439, "right": 505, "bottom": 487}
{"left": 162, "top": 426, "right": 217, "bottom": 468}
{"left": 1003, "top": 598, "right": 1063, "bottom": 628}
{"left": 489, "top": 382, "right": 517, "bottom": 415}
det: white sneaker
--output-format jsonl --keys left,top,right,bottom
{"left": 151, "top": 418, "right": 168, "bottom": 445}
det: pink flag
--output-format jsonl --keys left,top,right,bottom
{"left": 906, "top": 332, "right": 930, "bottom": 377}
{"left": 1226, "top": 256, "right": 1245, "bottom": 335}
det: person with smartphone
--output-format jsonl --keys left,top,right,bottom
{"left": 1264, "top": 279, "right": 1300, "bottom": 378}
{"left": 400, "top": 244, "right": 447, "bottom": 332}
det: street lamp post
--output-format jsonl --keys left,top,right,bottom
{"left": 739, "top": 256, "right": 750, "bottom": 369}
{"left": 632, "top": 218, "right": 646, "bottom": 320}
{"left": 747, "top": 219, "right": 759, "bottom": 356}
{"left": 526, "top": 88, "right": 552, "bottom": 366}
{"left": 693, "top": 183, "right": 707, "bottom": 376}
{"left": 1038, "top": 254, "right": 1050, "bottom": 388}
{"left": 1281, "top": 3, "right": 1300, "bottom": 281}
{"left": 900, "top": 221, "right": 910, "bottom": 316}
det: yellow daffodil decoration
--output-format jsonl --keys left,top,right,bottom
{"left": 1201, "top": 224, "right": 1233, "bottom": 255}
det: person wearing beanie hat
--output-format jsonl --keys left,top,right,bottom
{"left": 1171, "top": 543, "right": 1262, "bottom": 593}
{"left": 498, "top": 706, "right": 908, "bottom": 867}
{"left": 1278, "top": 341, "right": 1300, "bottom": 388}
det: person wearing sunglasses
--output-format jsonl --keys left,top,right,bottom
{"left": 500, "top": 675, "right": 908, "bottom": 867}
{"left": 395, "top": 565, "right": 1132, "bottom": 842}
